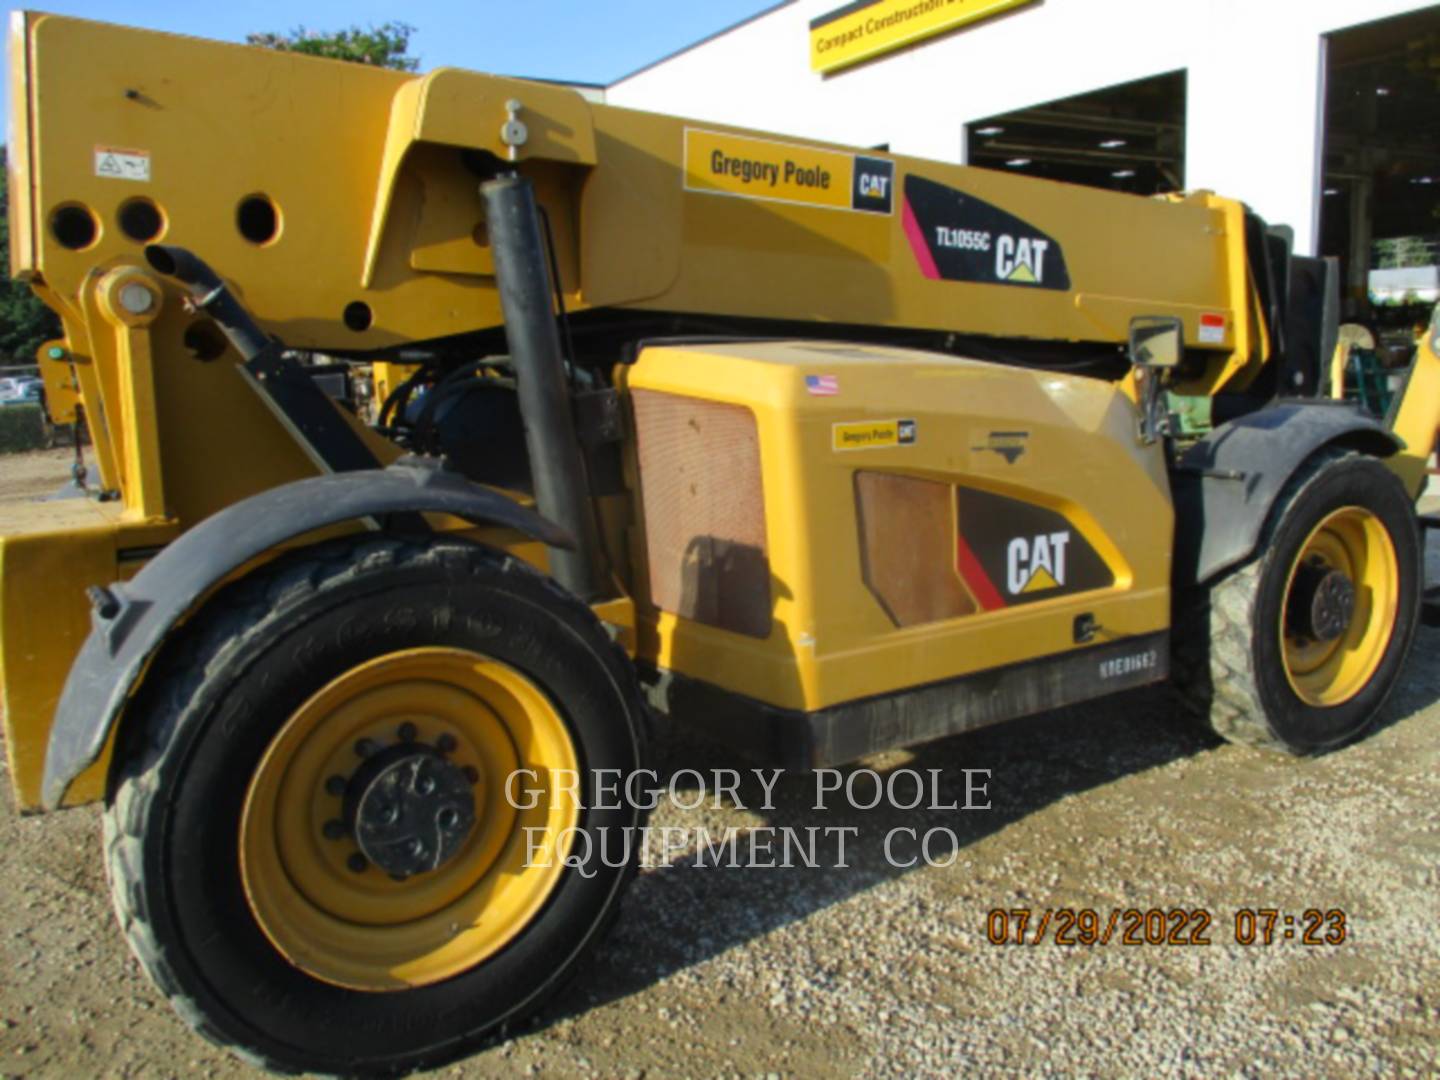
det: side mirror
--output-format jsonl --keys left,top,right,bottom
{"left": 1129, "top": 315, "right": 1184, "bottom": 369}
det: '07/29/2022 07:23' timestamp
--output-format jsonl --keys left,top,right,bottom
{"left": 985, "top": 908, "right": 1349, "bottom": 947}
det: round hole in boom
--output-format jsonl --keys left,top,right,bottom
{"left": 343, "top": 301, "right": 373, "bottom": 332}
{"left": 50, "top": 204, "right": 99, "bottom": 250}
{"left": 236, "top": 194, "right": 280, "bottom": 245}
{"left": 117, "top": 197, "right": 165, "bottom": 242}
{"left": 183, "top": 322, "right": 227, "bottom": 362}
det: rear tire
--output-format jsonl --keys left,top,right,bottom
{"left": 1172, "top": 448, "right": 1420, "bottom": 753}
{"left": 104, "top": 536, "right": 645, "bottom": 1075}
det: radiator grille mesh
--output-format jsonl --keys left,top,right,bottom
{"left": 631, "top": 390, "right": 772, "bottom": 638}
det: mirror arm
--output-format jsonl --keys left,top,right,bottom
{"left": 1134, "top": 366, "right": 1171, "bottom": 446}
{"left": 1127, "top": 315, "right": 1184, "bottom": 447}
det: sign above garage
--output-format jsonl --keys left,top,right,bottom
{"left": 809, "top": 0, "right": 1037, "bottom": 74}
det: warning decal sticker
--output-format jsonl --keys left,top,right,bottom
{"left": 1199, "top": 313, "right": 1227, "bottom": 344}
{"left": 902, "top": 174, "right": 1070, "bottom": 290}
{"left": 685, "top": 128, "right": 893, "bottom": 215}
{"left": 972, "top": 430, "right": 1030, "bottom": 465}
{"left": 94, "top": 146, "right": 151, "bottom": 182}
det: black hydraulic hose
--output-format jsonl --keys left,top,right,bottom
{"left": 414, "top": 360, "right": 488, "bottom": 453}
{"left": 144, "top": 243, "right": 397, "bottom": 484}
{"left": 537, "top": 206, "right": 577, "bottom": 381}
{"left": 144, "top": 244, "right": 271, "bottom": 360}
{"left": 378, "top": 364, "right": 437, "bottom": 430}
{"left": 482, "top": 174, "right": 605, "bottom": 601}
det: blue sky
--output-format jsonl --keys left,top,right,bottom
{"left": 4, "top": 1, "right": 779, "bottom": 121}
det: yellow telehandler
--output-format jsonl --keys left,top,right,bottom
{"left": 2, "top": 12, "right": 1437, "bottom": 1074}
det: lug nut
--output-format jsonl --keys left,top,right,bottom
{"left": 438, "top": 807, "right": 459, "bottom": 830}
{"left": 347, "top": 853, "right": 369, "bottom": 873}
{"left": 325, "top": 775, "right": 347, "bottom": 796}
{"left": 463, "top": 765, "right": 480, "bottom": 785}
{"left": 407, "top": 838, "right": 426, "bottom": 858}
{"left": 436, "top": 733, "right": 457, "bottom": 754}
{"left": 415, "top": 774, "right": 436, "bottom": 796}
{"left": 398, "top": 721, "right": 417, "bottom": 743}
{"left": 354, "top": 738, "right": 378, "bottom": 758}
{"left": 322, "top": 819, "right": 346, "bottom": 840}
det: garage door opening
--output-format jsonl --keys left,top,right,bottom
{"left": 1320, "top": 4, "right": 1440, "bottom": 351}
{"left": 964, "top": 71, "right": 1186, "bottom": 195}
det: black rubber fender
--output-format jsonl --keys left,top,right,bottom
{"left": 1171, "top": 402, "right": 1402, "bottom": 587}
{"left": 41, "top": 458, "right": 573, "bottom": 809}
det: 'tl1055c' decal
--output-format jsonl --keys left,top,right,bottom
{"left": 903, "top": 174, "right": 1071, "bottom": 290}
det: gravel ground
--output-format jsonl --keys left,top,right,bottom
{"left": 0, "top": 454, "right": 1437, "bottom": 1079}
{"left": 0, "top": 448, "right": 80, "bottom": 505}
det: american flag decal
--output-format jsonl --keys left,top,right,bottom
{"left": 805, "top": 374, "right": 839, "bottom": 396}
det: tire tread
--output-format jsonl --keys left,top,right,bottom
{"left": 1172, "top": 446, "right": 1415, "bottom": 753}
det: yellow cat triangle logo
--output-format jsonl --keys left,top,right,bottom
{"left": 1006, "top": 261, "right": 1038, "bottom": 284}
{"left": 1022, "top": 566, "right": 1059, "bottom": 593}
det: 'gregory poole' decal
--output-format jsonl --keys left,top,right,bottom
{"left": 684, "top": 128, "right": 894, "bottom": 215}
{"left": 902, "top": 174, "right": 1071, "bottom": 290}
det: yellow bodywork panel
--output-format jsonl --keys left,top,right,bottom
{"left": 0, "top": 499, "right": 177, "bottom": 809}
{"left": 33, "top": 330, "right": 80, "bottom": 425}
{"left": 1385, "top": 331, "right": 1440, "bottom": 498}
{"left": 371, "top": 361, "right": 422, "bottom": 418}
{"left": 621, "top": 342, "right": 1173, "bottom": 712}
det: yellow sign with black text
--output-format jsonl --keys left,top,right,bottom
{"left": 810, "top": 0, "right": 1037, "bottom": 74}
{"left": 684, "top": 128, "right": 895, "bottom": 215}
{"left": 832, "top": 418, "right": 918, "bottom": 451}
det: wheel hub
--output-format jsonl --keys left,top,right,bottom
{"left": 1287, "top": 558, "right": 1357, "bottom": 643}
{"left": 241, "top": 646, "right": 580, "bottom": 990}
{"left": 342, "top": 743, "right": 476, "bottom": 879}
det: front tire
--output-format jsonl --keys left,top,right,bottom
{"left": 105, "top": 536, "right": 645, "bottom": 1075}
{"left": 1173, "top": 448, "right": 1420, "bottom": 753}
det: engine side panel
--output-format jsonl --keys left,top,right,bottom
{"left": 622, "top": 341, "right": 1174, "bottom": 714}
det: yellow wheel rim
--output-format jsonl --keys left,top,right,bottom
{"left": 1280, "top": 507, "right": 1398, "bottom": 707}
{"left": 239, "top": 647, "right": 579, "bottom": 991}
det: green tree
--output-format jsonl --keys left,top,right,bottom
{"left": 1374, "top": 235, "right": 1436, "bottom": 270}
{"left": 0, "top": 145, "right": 61, "bottom": 365}
{"left": 246, "top": 22, "right": 419, "bottom": 71}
